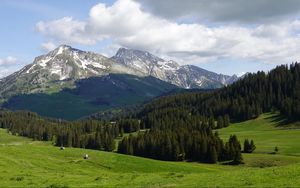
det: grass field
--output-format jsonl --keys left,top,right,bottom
{"left": 1, "top": 113, "right": 300, "bottom": 187}
{"left": 218, "top": 112, "right": 300, "bottom": 156}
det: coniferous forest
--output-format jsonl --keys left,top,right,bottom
{"left": 0, "top": 111, "right": 118, "bottom": 151}
{"left": 1, "top": 63, "right": 300, "bottom": 164}
{"left": 117, "top": 63, "right": 300, "bottom": 162}
{"left": 138, "top": 63, "right": 300, "bottom": 123}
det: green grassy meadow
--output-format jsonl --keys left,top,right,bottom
{"left": 1, "top": 113, "right": 300, "bottom": 187}
{"left": 218, "top": 112, "right": 300, "bottom": 156}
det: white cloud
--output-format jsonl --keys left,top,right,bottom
{"left": 0, "top": 56, "right": 17, "bottom": 66}
{"left": 41, "top": 42, "right": 57, "bottom": 52}
{"left": 35, "top": 0, "right": 300, "bottom": 66}
{"left": 36, "top": 17, "right": 93, "bottom": 45}
{"left": 0, "top": 56, "right": 19, "bottom": 78}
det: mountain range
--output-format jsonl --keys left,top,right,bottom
{"left": 0, "top": 45, "right": 238, "bottom": 98}
{"left": 0, "top": 45, "right": 239, "bottom": 119}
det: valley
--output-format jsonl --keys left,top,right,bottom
{"left": 0, "top": 62, "right": 299, "bottom": 187}
{"left": 2, "top": 1, "right": 300, "bottom": 187}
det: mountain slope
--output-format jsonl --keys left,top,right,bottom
{"left": 0, "top": 45, "right": 136, "bottom": 99}
{"left": 111, "top": 48, "right": 238, "bottom": 88}
{"left": 134, "top": 63, "right": 300, "bottom": 126}
{"left": 3, "top": 74, "right": 177, "bottom": 120}
{"left": 0, "top": 45, "right": 239, "bottom": 119}
{"left": 0, "top": 45, "right": 238, "bottom": 99}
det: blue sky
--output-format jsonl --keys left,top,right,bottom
{"left": 1, "top": 0, "right": 300, "bottom": 77}
{"left": 0, "top": 0, "right": 111, "bottom": 59}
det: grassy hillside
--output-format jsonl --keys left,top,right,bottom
{"left": 1, "top": 113, "right": 300, "bottom": 187}
{"left": 218, "top": 112, "right": 300, "bottom": 156}
{"left": 2, "top": 74, "right": 177, "bottom": 120}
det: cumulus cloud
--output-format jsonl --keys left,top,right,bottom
{"left": 137, "top": 0, "right": 300, "bottom": 24}
{"left": 36, "top": 17, "right": 93, "bottom": 45}
{"left": 35, "top": 0, "right": 300, "bottom": 65}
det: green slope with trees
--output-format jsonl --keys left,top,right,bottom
{"left": 0, "top": 110, "right": 242, "bottom": 165}
{"left": 137, "top": 63, "right": 300, "bottom": 123}
{"left": 1, "top": 63, "right": 300, "bottom": 186}
{"left": 2, "top": 74, "right": 177, "bottom": 120}
{"left": 4, "top": 63, "right": 299, "bottom": 165}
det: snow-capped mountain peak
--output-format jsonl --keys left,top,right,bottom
{"left": 25, "top": 45, "right": 114, "bottom": 81}
{"left": 112, "top": 48, "right": 181, "bottom": 76}
{"left": 0, "top": 45, "right": 239, "bottom": 98}
{"left": 115, "top": 48, "right": 163, "bottom": 61}
{"left": 111, "top": 48, "right": 238, "bottom": 88}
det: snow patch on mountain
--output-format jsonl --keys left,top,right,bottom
{"left": 20, "top": 45, "right": 115, "bottom": 81}
{"left": 56, "top": 46, "right": 65, "bottom": 55}
{"left": 39, "top": 57, "right": 52, "bottom": 67}
{"left": 111, "top": 48, "right": 238, "bottom": 88}
{"left": 0, "top": 45, "right": 239, "bottom": 99}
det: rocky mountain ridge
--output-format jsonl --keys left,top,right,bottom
{"left": 0, "top": 45, "right": 238, "bottom": 98}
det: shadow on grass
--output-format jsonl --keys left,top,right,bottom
{"left": 263, "top": 112, "right": 290, "bottom": 127}
{"left": 221, "top": 160, "right": 244, "bottom": 166}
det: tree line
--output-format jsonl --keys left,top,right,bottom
{"left": 118, "top": 128, "right": 244, "bottom": 164}
{"left": 116, "top": 63, "right": 300, "bottom": 163}
{"left": 117, "top": 109, "right": 243, "bottom": 164}
{"left": 138, "top": 63, "right": 300, "bottom": 122}
{"left": 0, "top": 109, "right": 247, "bottom": 164}
{"left": 0, "top": 110, "right": 119, "bottom": 151}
